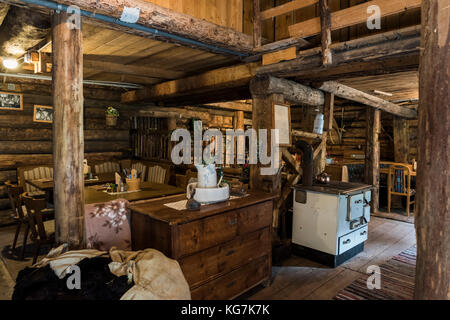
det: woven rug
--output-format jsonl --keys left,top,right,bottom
{"left": 334, "top": 246, "right": 416, "bottom": 300}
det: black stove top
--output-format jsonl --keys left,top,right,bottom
{"left": 293, "top": 181, "right": 373, "bottom": 195}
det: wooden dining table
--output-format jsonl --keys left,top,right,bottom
{"left": 25, "top": 172, "right": 117, "bottom": 192}
{"left": 84, "top": 182, "right": 184, "bottom": 204}
{"left": 26, "top": 173, "right": 184, "bottom": 204}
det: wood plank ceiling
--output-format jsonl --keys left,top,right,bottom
{"left": 339, "top": 71, "right": 419, "bottom": 103}
{"left": 41, "top": 23, "right": 239, "bottom": 86}
{"left": 4, "top": 0, "right": 420, "bottom": 103}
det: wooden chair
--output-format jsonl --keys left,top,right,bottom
{"left": 93, "top": 161, "right": 121, "bottom": 174}
{"left": 22, "top": 194, "right": 55, "bottom": 264}
{"left": 147, "top": 164, "right": 170, "bottom": 184}
{"left": 132, "top": 162, "right": 147, "bottom": 180}
{"left": 387, "top": 163, "right": 416, "bottom": 217}
{"left": 186, "top": 169, "right": 198, "bottom": 184}
{"left": 176, "top": 169, "right": 198, "bottom": 189}
{"left": 5, "top": 181, "right": 26, "bottom": 253}
{"left": 17, "top": 165, "right": 53, "bottom": 196}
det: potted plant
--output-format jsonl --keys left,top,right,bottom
{"left": 105, "top": 106, "right": 119, "bottom": 126}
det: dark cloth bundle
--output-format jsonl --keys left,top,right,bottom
{"left": 12, "top": 257, "right": 133, "bottom": 300}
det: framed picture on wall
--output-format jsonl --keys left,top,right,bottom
{"left": 272, "top": 103, "right": 291, "bottom": 147}
{"left": 0, "top": 91, "right": 23, "bottom": 110}
{"left": 33, "top": 105, "right": 53, "bottom": 123}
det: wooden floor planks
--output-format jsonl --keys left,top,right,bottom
{"left": 0, "top": 252, "right": 14, "bottom": 300}
{"left": 303, "top": 268, "right": 363, "bottom": 300}
{"left": 245, "top": 217, "right": 416, "bottom": 300}
{"left": 0, "top": 216, "right": 416, "bottom": 300}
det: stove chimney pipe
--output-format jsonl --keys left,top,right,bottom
{"left": 295, "top": 140, "right": 314, "bottom": 187}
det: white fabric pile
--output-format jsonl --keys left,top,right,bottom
{"left": 35, "top": 244, "right": 191, "bottom": 300}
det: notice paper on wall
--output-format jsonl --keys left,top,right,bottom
{"left": 120, "top": 6, "right": 140, "bottom": 24}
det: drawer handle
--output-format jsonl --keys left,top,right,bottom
{"left": 226, "top": 281, "right": 236, "bottom": 288}
{"left": 343, "top": 239, "right": 351, "bottom": 245}
{"left": 360, "top": 231, "right": 367, "bottom": 236}
{"left": 354, "top": 200, "right": 363, "bottom": 204}
{"left": 229, "top": 219, "right": 237, "bottom": 226}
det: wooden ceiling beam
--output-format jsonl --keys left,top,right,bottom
{"left": 158, "top": 86, "right": 252, "bottom": 107}
{"left": 86, "top": 73, "right": 160, "bottom": 86}
{"left": 25, "top": 52, "right": 186, "bottom": 81}
{"left": 12, "top": 0, "right": 253, "bottom": 55}
{"left": 257, "top": 26, "right": 421, "bottom": 79}
{"left": 288, "top": 0, "right": 422, "bottom": 38}
{"left": 316, "top": 81, "right": 417, "bottom": 118}
{"left": 121, "top": 63, "right": 259, "bottom": 104}
{"left": 252, "top": 37, "right": 310, "bottom": 54}
{"left": 0, "top": 3, "right": 9, "bottom": 26}
{"left": 203, "top": 102, "right": 253, "bottom": 113}
{"left": 83, "top": 58, "right": 185, "bottom": 80}
{"left": 250, "top": 75, "right": 324, "bottom": 107}
{"left": 260, "top": 0, "right": 317, "bottom": 20}
{"left": 294, "top": 54, "right": 419, "bottom": 82}
{"left": 0, "top": 6, "right": 50, "bottom": 58}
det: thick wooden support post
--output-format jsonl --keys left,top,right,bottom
{"left": 250, "top": 87, "right": 284, "bottom": 228}
{"left": 415, "top": 0, "right": 449, "bottom": 300}
{"left": 319, "top": 0, "right": 332, "bottom": 65}
{"left": 393, "top": 116, "right": 410, "bottom": 163}
{"left": 253, "top": 0, "right": 262, "bottom": 48}
{"left": 233, "top": 111, "right": 245, "bottom": 130}
{"left": 52, "top": 12, "right": 85, "bottom": 249}
{"left": 365, "top": 108, "right": 380, "bottom": 213}
{"left": 167, "top": 115, "right": 177, "bottom": 157}
{"left": 233, "top": 111, "right": 245, "bottom": 164}
{"left": 250, "top": 92, "right": 283, "bottom": 194}
{"left": 319, "top": 93, "right": 334, "bottom": 173}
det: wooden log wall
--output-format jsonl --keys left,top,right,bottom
{"left": 131, "top": 117, "right": 171, "bottom": 161}
{"left": 133, "top": 105, "right": 251, "bottom": 166}
{"left": 291, "top": 103, "right": 419, "bottom": 164}
{"left": 243, "top": 0, "right": 421, "bottom": 43}
{"left": 0, "top": 82, "right": 133, "bottom": 223}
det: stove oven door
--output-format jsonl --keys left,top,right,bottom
{"left": 347, "top": 193, "right": 365, "bottom": 221}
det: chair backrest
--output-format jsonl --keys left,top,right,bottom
{"left": 18, "top": 166, "right": 53, "bottom": 194}
{"left": 22, "top": 193, "right": 48, "bottom": 241}
{"left": 176, "top": 169, "right": 198, "bottom": 189}
{"left": 132, "top": 162, "right": 147, "bottom": 180}
{"left": 94, "top": 161, "right": 121, "bottom": 174}
{"left": 147, "top": 165, "right": 168, "bottom": 184}
{"left": 388, "top": 163, "right": 413, "bottom": 194}
{"left": 186, "top": 169, "right": 197, "bottom": 184}
{"left": 5, "top": 181, "right": 24, "bottom": 219}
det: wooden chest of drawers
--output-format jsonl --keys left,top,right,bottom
{"left": 129, "top": 192, "right": 275, "bottom": 300}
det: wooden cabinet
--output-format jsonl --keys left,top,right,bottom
{"left": 129, "top": 192, "right": 275, "bottom": 300}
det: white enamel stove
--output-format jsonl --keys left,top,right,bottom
{"left": 292, "top": 181, "right": 372, "bottom": 267}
